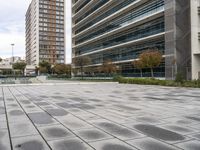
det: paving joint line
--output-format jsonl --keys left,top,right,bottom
{"left": 8, "top": 86, "right": 53, "bottom": 150}
{"left": 2, "top": 87, "right": 14, "bottom": 150}
{"left": 18, "top": 86, "right": 142, "bottom": 150}
{"left": 14, "top": 86, "right": 97, "bottom": 150}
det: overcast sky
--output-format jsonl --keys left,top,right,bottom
{"left": 0, "top": 0, "right": 72, "bottom": 63}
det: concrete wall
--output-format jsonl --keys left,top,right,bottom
{"left": 165, "top": 0, "right": 191, "bottom": 80}
{"left": 191, "top": 0, "right": 200, "bottom": 79}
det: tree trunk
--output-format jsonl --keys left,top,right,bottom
{"left": 81, "top": 66, "right": 83, "bottom": 80}
{"left": 151, "top": 68, "right": 154, "bottom": 78}
{"left": 140, "top": 69, "right": 143, "bottom": 78}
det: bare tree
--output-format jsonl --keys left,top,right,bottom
{"left": 132, "top": 60, "right": 144, "bottom": 77}
{"left": 139, "top": 50, "right": 163, "bottom": 77}
{"left": 100, "top": 60, "right": 117, "bottom": 77}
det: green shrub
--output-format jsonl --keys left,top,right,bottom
{"left": 118, "top": 78, "right": 166, "bottom": 85}
{"left": 116, "top": 77, "right": 200, "bottom": 88}
{"left": 175, "top": 72, "right": 184, "bottom": 84}
{"left": 113, "top": 75, "right": 123, "bottom": 81}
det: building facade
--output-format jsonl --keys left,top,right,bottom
{"left": 26, "top": 0, "right": 65, "bottom": 66}
{"left": 72, "top": 0, "right": 200, "bottom": 80}
{"left": 0, "top": 57, "right": 25, "bottom": 66}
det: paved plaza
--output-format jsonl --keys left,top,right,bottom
{"left": 0, "top": 82, "right": 200, "bottom": 150}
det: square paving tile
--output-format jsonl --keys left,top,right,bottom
{"left": 93, "top": 120, "right": 145, "bottom": 140}
{"left": 0, "top": 129, "right": 11, "bottom": 150}
{"left": 38, "top": 125, "right": 75, "bottom": 141}
{"left": 75, "top": 128, "right": 113, "bottom": 142}
{"left": 128, "top": 137, "right": 181, "bottom": 150}
{"left": 0, "top": 121, "right": 7, "bottom": 129}
{"left": 188, "top": 133, "right": 200, "bottom": 140}
{"left": 89, "top": 138, "right": 137, "bottom": 150}
{"left": 1, "top": 83, "right": 200, "bottom": 150}
{"left": 0, "top": 114, "right": 6, "bottom": 122}
{"left": 59, "top": 114, "right": 93, "bottom": 131}
{"left": 12, "top": 135, "right": 50, "bottom": 150}
{"left": 28, "top": 112, "right": 58, "bottom": 126}
{"left": 49, "top": 137, "right": 94, "bottom": 150}
{"left": 161, "top": 124, "right": 196, "bottom": 135}
{"left": 175, "top": 140, "right": 200, "bottom": 150}
{"left": 9, "top": 122, "right": 38, "bottom": 138}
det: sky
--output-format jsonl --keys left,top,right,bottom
{"left": 0, "top": 0, "right": 72, "bottom": 63}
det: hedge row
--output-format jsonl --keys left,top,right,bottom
{"left": 116, "top": 77, "right": 200, "bottom": 88}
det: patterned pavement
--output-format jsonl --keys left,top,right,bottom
{"left": 0, "top": 82, "right": 200, "bottom": 150}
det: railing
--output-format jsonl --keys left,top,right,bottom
{"left": 0, "top": 76, "right": 35, "bottom": 84}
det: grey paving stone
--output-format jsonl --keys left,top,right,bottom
{"left": 114, "top": 104, "right": 140, "bottom": 112}
{"left": 162, "top": 117, "right": 196, "bottom": 126}
{"left": 94, "top": 120, "right": 144, "bottom": 140}
{"left": 38, "top": 125, "right": 75, "bottom": 141}
{"left": 175, "top": 140, "right": 200, "bottom": 150}
{"left": 134, "top": 124, "right": 185, "bottom": 142}
{"left": 56, "top": 102, "right": 72, "bottom": 109}
{"left": 7, "top": 104, "right": 19, "bottom": 108}
{"left": 49, "top": 137, "right": 94, "bottom": 150}
{"left": 76, "top": 114, "right": 101, "bottom": 121}
{"left": 75, "top": 128, "right": 113, "bottom": 142}
{"left": 45, "top": 108, "right": 68, "bottom": 117}
{"left": 0, "top": 121, "right": 7, "bottom": 129}
{"left": 135, "top": 116, "right": 162, "bottom": 124}
{"left": 35, "top": 102, "right": 50, "bottom": 106}
{"left": 0, "top": 129, "right": 11, "bottom": 150}
{"left": 128, "top": 137, "right": 181, "bottom": 150}
{"left": 59, "top": 114, "right": 93, "bottom": 131}
{"left": 25, "top": 105, "right": 36, "bottom": 109}
{"left": 0, "top": 106, "right": 5, "bottom": 115}
{"left": 12, "top": 135, "right": 50, "bottom": 150}
{"left": 9, "top": 122, "right": 38, "bottom": 138}
{"left": 2, "top": 83, "right": 200, "bottom": 150}
{"left": 189, "top": 133, "right": 200, "bottom": 140}
{"left": 28, "top": 112, "right": 57, "bottom": 126}
{"left": 7, "top": 110, "right": 30, "bottom": 124}
{"left": 23, "top": 106, "right": 44, "bottom": 113}
{"left": 185, "top": 116, "right": 200, "bottom": 122}
{"left": 19, "top": 100, "right": 31, "bottom": 105}
{"left": 0, "top": 114, "right": 6, "bottom": 122}
{"left": 89, "top": 138, "right": 137, "bottom": 150}
{"left": 161, "top": 125, "right": 196, "bottom": 135}
{"left": 189, "top": 124, "right": 200, "bottom": 130}
{"left": 8, "top": 109, "right": 24, "bottom": 116}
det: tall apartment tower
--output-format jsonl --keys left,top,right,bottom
{"left": 26, "top": 0, "right": 65, "bottom": 66}
{"left": 72, "top": 0, "right": 200, "bottom": 80}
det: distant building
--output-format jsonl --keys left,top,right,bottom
{"left": 0, "top": 57, "right": 24, "bottom": 66}
{"left": 72, "top": 0, "right": 200, "bottom": 80}
{"left": 26, "top": 0, "right": 65, "bottom": 66}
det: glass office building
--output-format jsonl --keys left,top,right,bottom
{"left": 26, "top": 0, "right": 65, "bottom": 65}
{"left": 72, "top": 0, "right": 200, "bottom": 80}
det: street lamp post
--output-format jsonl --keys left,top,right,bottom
{"left": 11, "top": 43, "right": 15, "bottom": 64}
{"left": 11, "top": 44, "right": 15, "bottom": 79}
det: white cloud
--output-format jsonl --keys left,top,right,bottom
{"left": 0, "top": 0, "right": 31, "bottom": 59}
{"left": 0, "top": 0, "right": 72, "bottom": 63}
